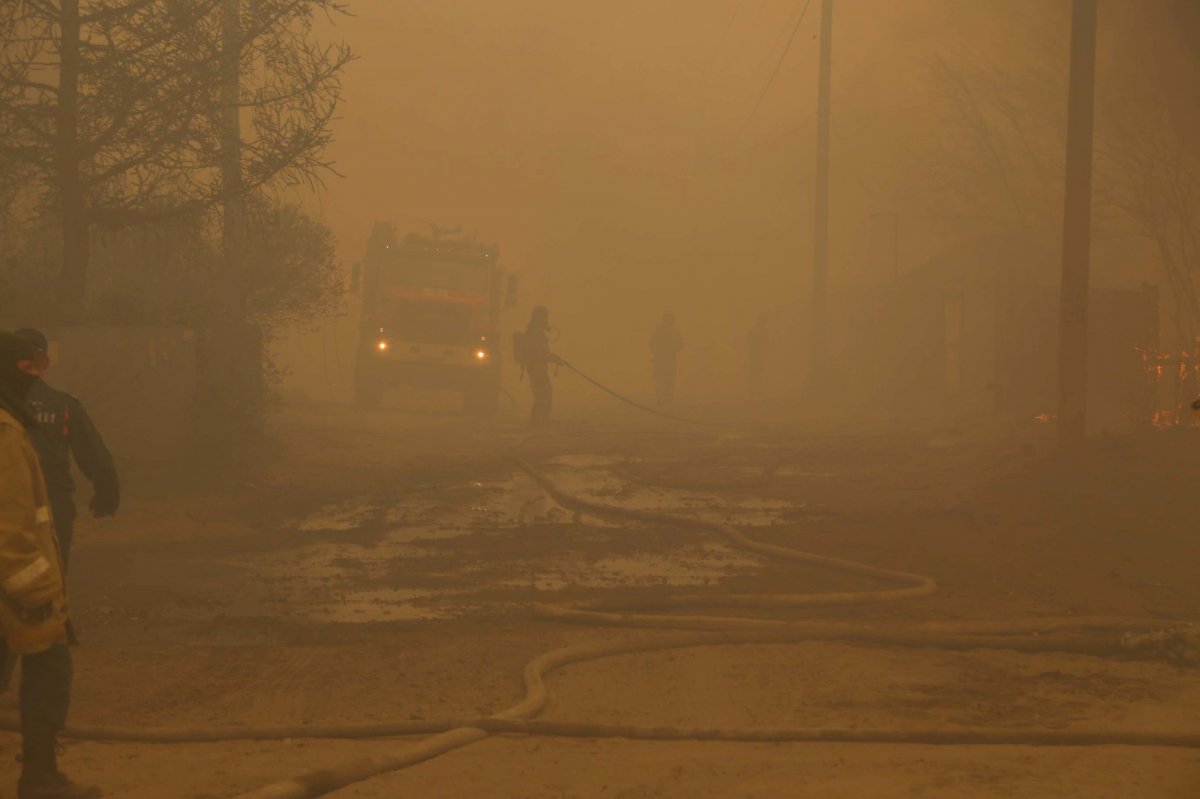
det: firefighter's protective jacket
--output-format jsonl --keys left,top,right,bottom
{"left": 0, "top": 407, "right": 70, "bottom": 654}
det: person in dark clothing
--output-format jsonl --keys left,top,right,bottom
{"left": 522, "top": 306, "right": 562, "bottom": 426}
{"left": 650, "top": 313, "right": 683, "bottom": 407}
{"left": 14, "top": 330, "right": 118, "bottom": 570}
{"left": 747, "top": 313, "right": 769, "bottom": 396}
{"left": 0, "top": 331, "right": 100, "bottom": 799}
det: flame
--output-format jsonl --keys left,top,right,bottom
{"left": 1137, "top": 343, "right": 1200, "bottom": 379}
{"left": 1136, "top": 344, "right": 1200, "bottom": 429}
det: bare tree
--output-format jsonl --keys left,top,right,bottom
{"left": 214, "top": 0, "right": 351, "bottom": 198}
{"left": 188, "top": 0, "right": 352, "bottom": 444}
{"left": 1100, "top": 109, "right": 1200, "bottom": 339}
{"left": 0, "top": 0, "right": 350, "bottom": 330}
{"left": 924, "top": 54, "right": 1067, "bottom": 237}
{"left": 0, "top": 0, "right": 219, "bottom": 319}
{"left": 925, "top": 7, "right": 1200, "bottom": 337}
{"left": 2, "top": 1, "right": 350, "bottom": 450}
{"left": 1094, "top": 1, "right": 1200, "bottom": 411}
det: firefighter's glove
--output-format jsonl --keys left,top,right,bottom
{"left": 90, "top": 489, "right": 119, "bottom": 518}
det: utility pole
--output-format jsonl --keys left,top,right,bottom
{"left": 810, "top": 0, "right": 833, "bottom": 387}
{"left": 1057, "top": 0, "right": 1098, "bottom": 448}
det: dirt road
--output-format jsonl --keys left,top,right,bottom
{"left": 3, "top": 403, "right": 1197, "bottom": 798}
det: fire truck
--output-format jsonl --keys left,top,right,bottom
{"left": 352, "top": 222, "right": 515, "bottom": 411}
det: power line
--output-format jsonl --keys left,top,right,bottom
{"left": 736, "top": 0, "right": 815, "bottom": 138}
{"left": 703, "top": 0, "right": 771, "bottom": 78}
{"left": 749, "top": 0, "right": 771, "bottom": 28}
{"left": 701, "top": 2, "right": 751, "bottom": 74}
{"left": 811, "top": 0, "right": 834, "bottom": 386}
{"left": 716, "top": 2, "right": 749, "bottom": 51}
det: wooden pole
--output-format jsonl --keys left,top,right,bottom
{"left": 810, "top": 0, "right": 833, "bottom": 386}
{"left": 1057, "top": 0, "right": 1099, "bottom": 447}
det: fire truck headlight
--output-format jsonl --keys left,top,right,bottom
{"left": 474, "top": 348, "right": 489, "bottom": 363}
{"left": 376, "top": 340, "right": 390, "bottom": 352}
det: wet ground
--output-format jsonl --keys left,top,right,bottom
{"left": 1, "top": 402, "right": 1198, "bottom": 797}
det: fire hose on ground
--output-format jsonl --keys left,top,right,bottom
{"left": 4, "top": 455, "right": 1196, "bottom": 799}
{"left": 557, "top": 360, "right": 727, "bottom": 428}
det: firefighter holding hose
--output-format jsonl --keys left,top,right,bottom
{"left": 515, "top": 306, "right": 563, "bottom": 427}
{"left": 0, "top": 332, "right": 100, "bottom": 799}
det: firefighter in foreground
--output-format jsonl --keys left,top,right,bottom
{"left": 649, "top": 312, "right": 683, "bottom": 406}
{"left": 14, "top": 330, "right": 119, "bottom": 570}
{"left": 0, "top": 332, "right": 100, "bottom": 799}
{"left": 516, "top": 306, "right": 562, "bottom": 426}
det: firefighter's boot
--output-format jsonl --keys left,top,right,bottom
{"left": 18, "top": 737, "right": 100, "bottom": 799}
{"left": 18, "top": 772, "right": 101, "bottom": 799}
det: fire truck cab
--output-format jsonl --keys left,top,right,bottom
{"left": 353, "top": 223, "right": 514, "bottom": 411}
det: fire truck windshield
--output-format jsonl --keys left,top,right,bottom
{"left": 380, "top": 256, "right": 489, "bottom": 293}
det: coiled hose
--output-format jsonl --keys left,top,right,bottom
{"left": 10, "top": 456, "right": 1194, "bottom": 799}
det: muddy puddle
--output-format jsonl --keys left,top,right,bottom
{"left": 297, "top": 502, "right": 383, "bottom": 532}
{"left": 301, "top": 588, "right": 476, "bottom": 622}
{"left": 294, "top": 474, "right": 560, "bottom": 535}
{"left": 545, "top": 455, "right": 797, "bottom": 526}
{"left": 501, "top": 543, "right": 765, "bottom": 591}
{"left": 215, "top": 454, "right": 795, "bottom": 623}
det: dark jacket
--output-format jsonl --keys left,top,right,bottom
{"left": 650, "top": 324, "right": 683, "bottom": 372}
{"left": 523, "top": 325, "right": 554, "bottom": 368}
{"left": 25, "top": 381, "right": 119, "bottom": 514}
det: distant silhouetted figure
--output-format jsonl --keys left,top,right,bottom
{"left": 650, "top": 313, "right": 683, "bottom": 407}
{"left": 748, "top": 313, "right": 769, "bottom": 396}
{"left": 517, "top": 306, "right": 562, "bottom": 427}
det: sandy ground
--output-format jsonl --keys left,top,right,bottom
{"left": 1, "top": 399, "right": 1197, "bottom": 798}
